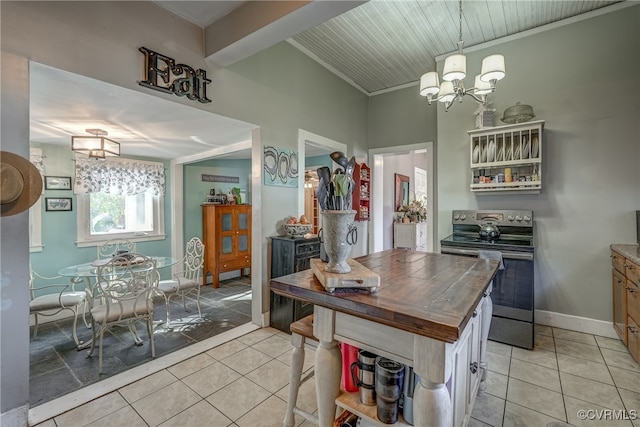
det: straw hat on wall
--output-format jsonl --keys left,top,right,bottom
{"left": 1, "top": 151, "right": 43, "bottom": 217}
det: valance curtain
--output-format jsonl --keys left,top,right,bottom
{"left": 74, "top": 157, "right": 165, "bottom": 196}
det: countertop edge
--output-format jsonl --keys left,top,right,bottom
{"left": 610, "top": 244, "right": 640, "bottom": 264}
{"left": 269, "top": 282, "right": 462, "bottom": 343}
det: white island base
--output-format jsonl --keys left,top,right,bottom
{"left": 313, "top": 288, "right": 492, "bottom": 427}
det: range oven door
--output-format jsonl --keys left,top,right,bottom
{"left": 441, "top": 246, "right": 535, "bottom": 349}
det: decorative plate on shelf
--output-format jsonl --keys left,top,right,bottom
{"left": 522, "top": 136, "right": 530, "bottom": 159}
{"left": 531, "top": 136, "right": 539, "bottom": 158}
{"left": 513, "top": 147, "right": 520, "bottom": 160}
{"left": 487, "top": 140, "right": 495, "bottom": 162}
{"left": 472, "top": 145, "right": 480, "bottom": 163}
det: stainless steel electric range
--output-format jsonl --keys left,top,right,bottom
{"left": 441, "top": 210, "right": 535, "bottom": 349}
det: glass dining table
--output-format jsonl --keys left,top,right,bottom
{"left": 59, "top": 256, "right": 178, "bottom": 278}
{"left": 58, "top": 256, "right": 179, "bottom": 349}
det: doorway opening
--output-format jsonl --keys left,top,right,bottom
{"left": 27, "top": 61, "right": 262, "bottom": 412}
{"left": 370, "top": 142, "right": 435, "bottom": 254}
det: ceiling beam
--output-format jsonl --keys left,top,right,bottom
{"left": 205, "top": 0, "right": 367, "bottom": 67}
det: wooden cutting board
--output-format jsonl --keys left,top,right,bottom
{"left": 310, "top": 258, "right": 380, "bottom": 293}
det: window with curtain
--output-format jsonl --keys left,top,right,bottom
{"left": 74, "top": 156, "right": 166, "bottom": 246}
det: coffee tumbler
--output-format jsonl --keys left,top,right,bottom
{"left": 375, "top": 357, "right": 405, "bottom": 424}
{"left": 350, "top": 350, "right": 377, "bottom": 406}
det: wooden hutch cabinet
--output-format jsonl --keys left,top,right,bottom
{"left": 202, "top": 204, "right": 251, "bottom": 288}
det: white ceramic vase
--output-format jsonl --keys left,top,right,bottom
{"left": 321, "top": 210, "right": 356, "bottom": 273}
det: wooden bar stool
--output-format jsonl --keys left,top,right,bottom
{"left": 284, "top": 314, "right": 319, "bottom": 427}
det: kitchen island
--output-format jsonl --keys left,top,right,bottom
{"left": 270, "top": 249, "right": 499, "bottom": 427}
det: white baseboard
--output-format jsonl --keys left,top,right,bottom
{"left": 535, "top": 309, "right": 618, "bottom": 339}
{"left": 205, "top": 269, "right": 251, "bottom": 285}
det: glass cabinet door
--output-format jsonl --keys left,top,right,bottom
{"left": 221, "top": 213, "right": 233, "bottom": 232}
{"left": 221, "top": 236, "right": 233, "bottom": 254}
{"left": 238, "top": 235, "right": 248, "bottom": 252}
{"left": 238, "top": 213, "right": 248, "bottom": 231}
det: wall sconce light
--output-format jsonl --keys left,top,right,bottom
{"left": 71, "top": 129, "right": 120, "bottom": 159}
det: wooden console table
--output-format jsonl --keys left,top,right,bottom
{"left": 270, "top": 249, "right": 498, "bottom": 427}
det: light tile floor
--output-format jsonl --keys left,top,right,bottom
{"left": 32, "top": 325, "right": 640, "bottom": 427}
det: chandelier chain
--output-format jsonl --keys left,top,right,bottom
{"left": 459, "top": 0, "right": 463, "bottom": 43}
{"left": 458, "top": 0, "right": 463, "bottom": 52}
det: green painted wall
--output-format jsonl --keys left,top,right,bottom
{"left": 368, "top": 84, "right": 437, "bottom": 150}
{"left": 220, "top": 42, "right": 369, "bottom": 242}
{"left": 305, "top": 154, "right": 333, "bottom": 170}
{"left": 29, "top": 144, "right": 174, "bottom": 282}
{"left": 369, "top": 5, "right": 640, "bottom": 323}
{"left": 183, "top": 159, "right": 251, "bottom": 244}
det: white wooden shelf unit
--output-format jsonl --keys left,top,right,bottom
{"left": 469, "top": 120, "right": 544, "bottom": 194}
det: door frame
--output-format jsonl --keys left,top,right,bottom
{"left": 369, "top": 142, "right": 435, "bottom": 253}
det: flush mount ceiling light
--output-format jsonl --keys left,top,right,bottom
{"left": 71, "top": 128, "right": 120, "bottom": 159}
{"left": 419, "top": 0, "right": 506, "bottom": 112}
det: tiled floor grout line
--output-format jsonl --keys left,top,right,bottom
{"left": 35, "top": 326, "right": 640, "bottom": 427}
{"left": 470, "top": 329, "right": 640, "bottom": 427}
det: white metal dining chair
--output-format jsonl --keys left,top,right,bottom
{"left": 89, "top": 253, "right": 157, "bottom": 374}
{"left": 157, "top": 237, "right": 205, "bottom": 325}
{"left": 97, "top": 238, "right": 136, "bottom": 259}
{"left": 29, "top": 265, "right": 87, "bottom": 348}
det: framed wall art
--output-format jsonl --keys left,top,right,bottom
{"left": 263, "top": 146, "right": 298, "bottom": 187}
{"left": 44, "top": 176, "right": 72, "bottom": 190}
{"left": 395, "top": 173, "right": 410, "bottom": 211}
{"left": 45, "top": 198, "right": 72, "bottom": 212}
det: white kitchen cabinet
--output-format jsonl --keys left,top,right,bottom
{"left": 469, "top": 120, "right": 544, "bottom": 194}
{"left": 393, "top": 222, "right": 427, "bottom": 251}
{"left": 451, "top": 298, "right": 484, "bottom": 427}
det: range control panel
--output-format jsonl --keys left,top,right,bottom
{"left": 452, "top": 210, "right": 534, "bottom": 227}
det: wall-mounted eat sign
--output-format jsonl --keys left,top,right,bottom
{"left": 138, "top": 47, "right": 211, "bottom": 104}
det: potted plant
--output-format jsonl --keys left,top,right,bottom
{"left": 398, "top": 199, "right": 427, "bottom": 223}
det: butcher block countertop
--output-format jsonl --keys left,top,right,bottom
{"left": 611, "top": 244, "right": 640, "bottom": 264}
{"left": 270, "top": 249, "right": 499, "bottom": 343}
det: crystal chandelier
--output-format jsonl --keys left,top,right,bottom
{"left": 419, "top": 0, "right": 506, "bottom": 112}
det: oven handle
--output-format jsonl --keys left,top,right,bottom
{"left": 441, "top": 247, "right": 534, "bottom": 261}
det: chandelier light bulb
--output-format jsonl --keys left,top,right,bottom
{"left": 438, "top": 81, "right": 456, "bottom": 104}
{"left": 474, "top": 75, "right": 493, "bottom": 95}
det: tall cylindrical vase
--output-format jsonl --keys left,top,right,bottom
{"left": 321, "top": 209, "right": 356, "bottom": 273}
